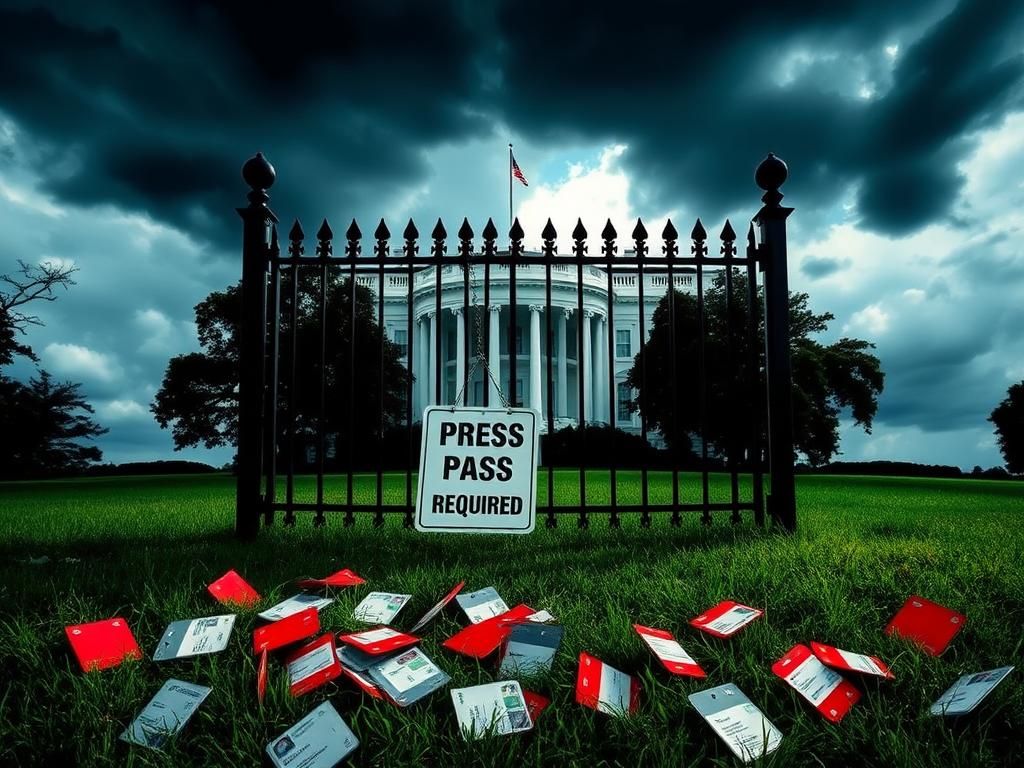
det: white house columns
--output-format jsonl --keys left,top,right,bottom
{"left": 556, "top": 309, "right": 568, "bottom": 419}
{"left": 593, "top": 312, "right": 606, "bottom": 422}
{"left": 581, "top": 309, "right": 593, "bottom": 423}
{"left": 413, "top": 300, "right": 614, "bottom": 425}
{"left": 488, "top": 304, "right": 501, "bottom": 406}
{"left": 453, "top": 307, "right": 465, "bottom": 405}
{"left": 529, "top": 305, "right": 543, "bottom": 417}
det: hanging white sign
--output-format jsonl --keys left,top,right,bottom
{"left": 416, "top": 406, "right": 538, "bottom": 534}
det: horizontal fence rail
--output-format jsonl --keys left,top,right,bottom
{"left": 234, "top": 152, "right": 797, "bottom": 536}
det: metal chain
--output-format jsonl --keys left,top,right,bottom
{"left": 453, "top": 248, "right": 510, "bottom": 408}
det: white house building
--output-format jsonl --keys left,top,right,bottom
{"left": 363, "top": 252, "right": 695, "bottom": 436}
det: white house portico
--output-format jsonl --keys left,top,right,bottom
{"left": 363, "top": 254, "right": 695, "bottom": 436}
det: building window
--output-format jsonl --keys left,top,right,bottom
{"left": 617, "top": 383, "right": 632, "bottom": 422}
{"left": 393, "top": 328, "right": 408, "bottom": 358}
{"left": 515, "top": 326, "right": 523, "bottom": 355}
{"left": 616, "top": 329, "right": 631, "bottom": 358}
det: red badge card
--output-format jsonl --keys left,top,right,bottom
{"left": 634, "top": 624, "right": 706, "bottom": 678}
{"left": 772, "top": 644, "right": 860, "bottom": 723}
{"left": 690, "top": 601, "right": 763, "bottom": 638}
{"left": 257, "top": 649, "right": 268, "bottom": 704}
{"left": 295, "top": 568, "right": 365, "bottom": 589}
{"left": 576, "top": 652, "right": 640, "bottom": 717}
{"left": 811, "top": 641, "right": 894, "bottom": 680}
{"left": 442, "top": 604, "right": 534, "bottom": 659}
{"left": 338, "top": 626, "right": 419, "bottom": 656}
{"left": 252, "top": 607, "right": 320, "bottom": 655}
{"left": 885, "top": 595, "right": 965, "bottom": 656}
{"left": 208, "top": 569, "right": 261, "bottom": 608}
{"left": 523, "top": 691, "right": 550, "bottom": 723}
{"left": 339, "top": 664, "right": 385, "bottom": 700}
{"left": 409, "top": 581, "right": 466, "bottom": 634}
{"left": 285, "top": 634, "right": 342, "bottom": 697}
{"left": 65, "top": 617, "right": 142, "bottom": 672}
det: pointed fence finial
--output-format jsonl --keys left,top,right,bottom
{"left": 632, "top": 217, "right": 648, "bottom": 258}
{"left": 601, "top": 218, "right": 617, "bottom": 258}
{"left": 316, "top": 219, "right": 333, "bottom": 258}
{"left": 662, "top": 219, "right": 678, "bottom": 258}
{"left": 572, "top": 218, "right": 588, "bottom": 258}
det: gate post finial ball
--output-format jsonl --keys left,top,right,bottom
{"left": 242, "top": 152, "right": 276, "bottom": 191}
{"left": 755, "top": 152, "right": 787, "bottom": 192}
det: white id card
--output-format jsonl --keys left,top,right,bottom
{"left": 353, "top": 592, "right": 411, "bottom": 624}
{"left": 266, "top": 701, "right": 359, "bottom": 768}
{"left": 288, "top": 642, "right": 336, "bottom": 687}
{"left": 368, "top": 647, "right": 451, "bottom": 706}
{"left": 259, "top": 593, "right": 334, "bottom": 622}
{"left": 931, "top": 666, "right": 1014, "bottom": 716}
{"left": 153, "top": 615, "right": 235, "bottom": 661}
{"left": 785, "top": 654, "right": 842, "bottom": 707}
{"left": 456, "top": 587, "right": 510, "bottom": 624}
{"left": 690, "top": 683, "right": 783, "bottom": 764}
{"left": 706, "top": 605, "right": 760, "bottom": 635}
{"left": 451, "top": 681, "right": 533, "bottom": 740}
{"left": 120, "top": 679, "right": 211, "bottom": 750}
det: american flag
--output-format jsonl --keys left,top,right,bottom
{"left": 511, "top": 153, "right": 528, "bottom": 186}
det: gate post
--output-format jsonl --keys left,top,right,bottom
{"left": 754, "top": 153, "right": 797, "bottom": 532}
{"left": 236, "top": 153, "right": 278, "bottom": 539}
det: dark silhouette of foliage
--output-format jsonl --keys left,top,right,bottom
{"left": 152, "top": 271, "right": 411, "bottom": 466}
{"left": 0, "top": 260, "right": 77, "bottom": 366}
{"left": 626, "top": 270, "right": 884, "bottom": 467}
{"left": 0, "top": 371, "right": 107, "bottom": 479}
{"left": 990, "top": 381, "right": 1024, "bottom": 474}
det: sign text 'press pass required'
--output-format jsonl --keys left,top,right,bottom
{"left": 416, "top": 407, "right": 538, "bottom": 534}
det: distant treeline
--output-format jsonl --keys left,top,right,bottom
{"left": 84, "top": 460, "right": 222, "bottom": 477}
{"left": 796, "top": 461, "right": 1018, "bottom": 480}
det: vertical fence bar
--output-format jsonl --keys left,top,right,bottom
{"left": 236, "top": 153, "right": 276, "bottom": 539}
{"left": 508, "top": 218, "right": 523, "bottom": 409}
{"left": 664, "top": 221, "right": 680, "bottom": 527}
{"left": 314, "top": 220, "right": 332, "bottom": 526}
{"left": 755, "top": 153, "right": 797, "bottom": 531}
{"left": 455, "top": 220, "right": 472, "bottom": 410}
{"left": 721, "top": 221, "right": 742, "bottom": 524}
{"left": 601, "top": 221, "right": 619, "bottom": 527}
{"left": 285, "top": 220, "right": 302, "bottom": 526}
{"left": 746, "top": 223, "right": 765, "bottom": 525}
{"left": 541, "top": 220, "right": 557, "bottom": 527}
{"left": 482, "top": 219, "right": 497, "bottom": 407}
{"left": 691, "top": 221, "right": 711, "bottom": 525}
{"left": 374, "top": 220, "right": 392, "bottom": 526}
{"left": 572, "top": 219, "right": 588, "bottom": 527}
{"left": 461, "top": 225, "right": 471, "bottom": 402}
{"left": 406, "top": 225, "right": 424, "bottom": 527}
{"left": 344, "top": 221, "right": 361, "bottom": 526}
{"left": 632, "top": 220, "right": 650, "bottom": 526}
{"left": 434, "top": 237, "right": 442, "bottom": 407}
{"left": 264, "top": 225, "right": 281, "bottom": 524}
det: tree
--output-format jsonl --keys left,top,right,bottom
{"left": 625, "top": 270, "right": 884, "bottom": 467}
{"left": 0, "top": 259, "right": 106, "bottom": 478}
{"left": 0, "top": 371, "right": 107, "bottom": 479}
{"left": 989, "top": 381, "right": 1024, "bottom": 474}
{"left": 1, "top": 259, "right": 77, "bottom": 365}
{"left": 152, "top": 270, "right": 411, "bottom": 466}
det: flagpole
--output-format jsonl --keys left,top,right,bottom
{"left": 508, "top": 143, "right": 513, "bottom": 231}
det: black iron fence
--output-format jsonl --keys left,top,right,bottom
{"left": 234, "top": 152, "right": 797, "bottom": 536}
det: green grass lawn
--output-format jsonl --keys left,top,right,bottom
{"left": 0, "top": 471, "right": 1022, "bottom": 767}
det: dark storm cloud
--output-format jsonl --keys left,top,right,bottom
{"left": 0, "top": 1, "right": 492, "bottom": 247}
{"left": 800, "top": 254, "right": 851, "bottom": 278}
{"left": 490, "top": 0, "right": 1024, "bottom": 234}
{"left": 1, "top": 0, "right": 1022, "bottom": 246}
